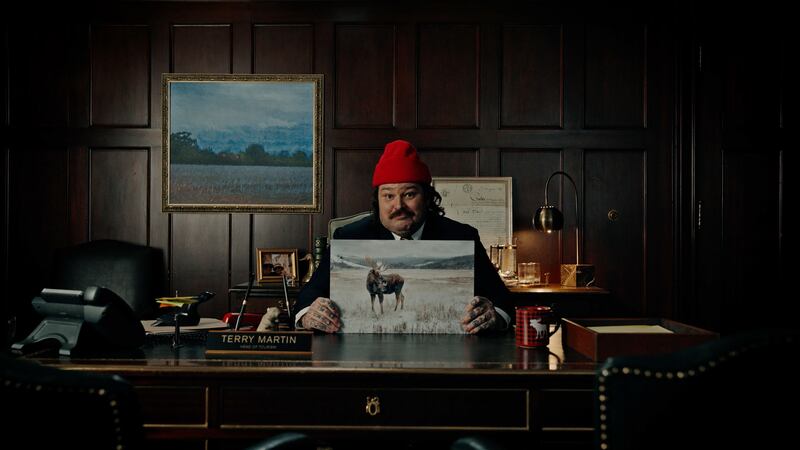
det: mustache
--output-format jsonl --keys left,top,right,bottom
{"left": 390, "top": 208, "right": 412, "bottom": 219}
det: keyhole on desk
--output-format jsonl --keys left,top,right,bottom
{"left": 365, "top": 396, "right": 381, "bottom": 416}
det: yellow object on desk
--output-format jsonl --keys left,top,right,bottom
{"left": 156, "top": 296, "right": 200, "bottom": 307}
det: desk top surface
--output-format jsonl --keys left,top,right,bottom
{"left": 506, "top": 283, "right": 609, "bottom": 294}
{"left": 230, "top": 281, "right": 302, "bottom": 295}
{"left": 24, "top": 330, "right": 597, "bottom": 375}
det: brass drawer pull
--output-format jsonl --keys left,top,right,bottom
{"left": 365, "top": 396, "right": 381, "bottom": 416}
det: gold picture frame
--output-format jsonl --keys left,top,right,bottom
{"left": 256, "top": 248, "right": 299, "bottom": 282}
{"left": 162, "top": 73, "right": 324, "bottom": 213}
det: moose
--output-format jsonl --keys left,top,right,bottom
{"left": 365, "top": 257, "right": 405, "bottom": 316}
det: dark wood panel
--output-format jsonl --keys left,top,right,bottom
{"left": 68, "top": 146, "right": 89, "bottom": 244}
{"left": 335, "top": 24, "right": 395, "bottom": 128}
{"left": 333, "top": 148, "right": 382, "bottom": 217}
{"left": 252, "top": 214, "right": 310, "bottom": 275}
{"left": 779, "top": 36, "right": 791, "bottom": 131}
{"left": 229, "top": 214, "right": 251, "bottom": 313}
{"left": 220, "top": 387, "right": 526, "bottom": 428}
{"left": 171, "top": 214, "right": 229, "bottom": 318}
{"left": 499, "top": 149, "right": 562, "bottom": 279}
{"left": 584, "top": 25, "right": 645, "bottom": 129}
{"left": 90, "top": 148, "right": 149, "bottom": 244}
{"left": 723, "top": 31, "right": 781, "bottom": 131}
{"left": 643, "top": 24, "right": 675, "bottom": 319}
{"left": 171, "top": 25, "right": 232, "bottom": 73}
{"left": 0, "top": 147, "right": 6, "bottom": 348}
{"left": 310, "top": 22, "right": 335, "bottom": 241}
{"left": 91, "top": 25, "right": 150, "bottom": 127}
{"left": 584, "top": 150, "right": 645, "bottom": 315}
{"left": 422, "top": 149, "right": 478, "bottom": 177}
{"left": 537, "top": 389, "right": 594, "bottom": 428}
{"left": 721, "top": 150, "right": 782, "bottom": 330}
{"left": 149, "top": 143, "right": 169, "bottom": 272}
{"left": 395, "top": 24, "right": 416, "bottom": 130}
{"left": 136, "top": 386, "right": 206, "bottom": 425}
{"left": 253, "top": 24, "right": 313, "bottom": 73}
{"left": 8, "top": 148, "right": 70, "bottom": 335}
{"left": 169, "top": 24, "right": 233, "bottom": 319}
{"left": 501, "top": 25, "right": 563, "bottom": 129}
{"left": 563, "top": 24, "right": 585, "bottom": 130}
{"left": 417, "top": 24, "right": 479, "bottom": 128}
{"left": 8, "top": 26, "right": 69, "bottom": 126}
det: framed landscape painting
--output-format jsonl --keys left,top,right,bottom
{"left": 161, "top": 73, "right": 323, "bottom": 213}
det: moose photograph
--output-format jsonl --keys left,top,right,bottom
{"left": 329, "top": 240, "right": 474, "bottom": 334}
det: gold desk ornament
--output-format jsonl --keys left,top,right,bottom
{"left": 302, "top": 236, "right": 327, "bottom": 284}
{"left": 365, "top": 396, "right": 381, "bottom": 416}
{"left": 560, "top": 264, "right": 596, "bottom": 287}
{"left": 300, "top": 253, "right": 314, "bottom": 284}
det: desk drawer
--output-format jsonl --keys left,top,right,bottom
{"left": 136, "top": 386, "right": 207, "bottom": 425}
{"left": 220, "top": 387, "right": 528, "bottom": 430}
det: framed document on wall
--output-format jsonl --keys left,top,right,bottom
{"left": 431, "top": 177, "right": 513, "bottom": 247}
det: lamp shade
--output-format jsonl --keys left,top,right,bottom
{"left": 533, "top": 205, "right": 564, "bottom": 232}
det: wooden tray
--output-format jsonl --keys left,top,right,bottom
{"left": 562, "top": 318, "right": 718, "bottom": 361}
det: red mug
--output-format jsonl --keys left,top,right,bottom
{"left": 515, "top": 306, "right": 561, "bottom": 348}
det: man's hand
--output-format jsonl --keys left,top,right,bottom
{"left": 300, "top": 297, "right": 342, "bottom": 333}
{"left": 461, "top": 296, "right": 505, "bottom": 334}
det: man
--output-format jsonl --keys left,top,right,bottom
{"left": 294, "top": 140, "right": 511, "bottom": 334}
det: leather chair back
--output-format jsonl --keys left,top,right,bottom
{"left": 597, "top": 328, "right": 799, "bottom": 450}
{"left": 1, "top": 353, "right": 143, "bottom": 449}
{"left": 51, "top": 240, "right": 166, "bottom": 319}
{"left": 328, "top": 211, "right": 371, "bottom": 240}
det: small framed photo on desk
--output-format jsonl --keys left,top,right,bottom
{"left": 256, "top": 248, "right": 299, "bottom": 282}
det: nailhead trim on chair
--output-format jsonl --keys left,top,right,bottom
{"left": 1, "top": 375, "right": 130, "bottom": 449}
{"left": 596, "top": 335, "right": 794, "bottom": 450}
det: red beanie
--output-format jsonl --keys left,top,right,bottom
{"left": 372, "top": 140, "right": 432, "bottom": 188}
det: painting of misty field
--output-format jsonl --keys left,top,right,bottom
{"left": 162, "top": 74, "right": 322, "bottom": 212}
{"left": 330, "top": 240, "right": 474, "bottom": 334}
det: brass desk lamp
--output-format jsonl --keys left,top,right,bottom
{"left": 533, "top": 171, "right": 595, "bottom": 287}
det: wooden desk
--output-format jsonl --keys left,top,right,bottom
{"left": 26, "top": 331, "right": 598, "bottom": 449}
{"left": 507, "top": 283, "right": 610, "bottom": 317}
{"left": 229, "top": 281, "right": 609, "bottom": 318}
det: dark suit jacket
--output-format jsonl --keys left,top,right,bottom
{"left": 295, "top": 214, "right": 512, "bottom": 325}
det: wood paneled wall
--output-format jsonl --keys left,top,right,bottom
{"left": 2, "top": 2, "right": 685, "bottom": 336}
{"left": 685, "top": 16, "right": 789, "bottom": 333}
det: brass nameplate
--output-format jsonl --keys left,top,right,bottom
{"left": 205, "top": 330, "right": 312, "bottom": 355}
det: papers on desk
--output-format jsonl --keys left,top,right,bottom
{"left": 587, "top": 325, "right": 674, "bottom": 334}
{"left": 142, "top": 317, "right": 230, "bottom": 335}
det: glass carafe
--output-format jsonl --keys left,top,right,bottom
{"left": 498, "top": 238, "right": 517, "bottom": 280}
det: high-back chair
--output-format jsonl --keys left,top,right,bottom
{"left": 328, "top": 211, "right": 371, "bottom": 240}
{"left": 0, "top": 353, "right": 144, "bottom": 449}
{"left": 1, "top": 354, "right": 315, "bottom": 450}
{"left": 597, "top": 328, "right": 799, "bottom": 450}
{"left": 51, "top": 239, "right": 166, "bottom": 319}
